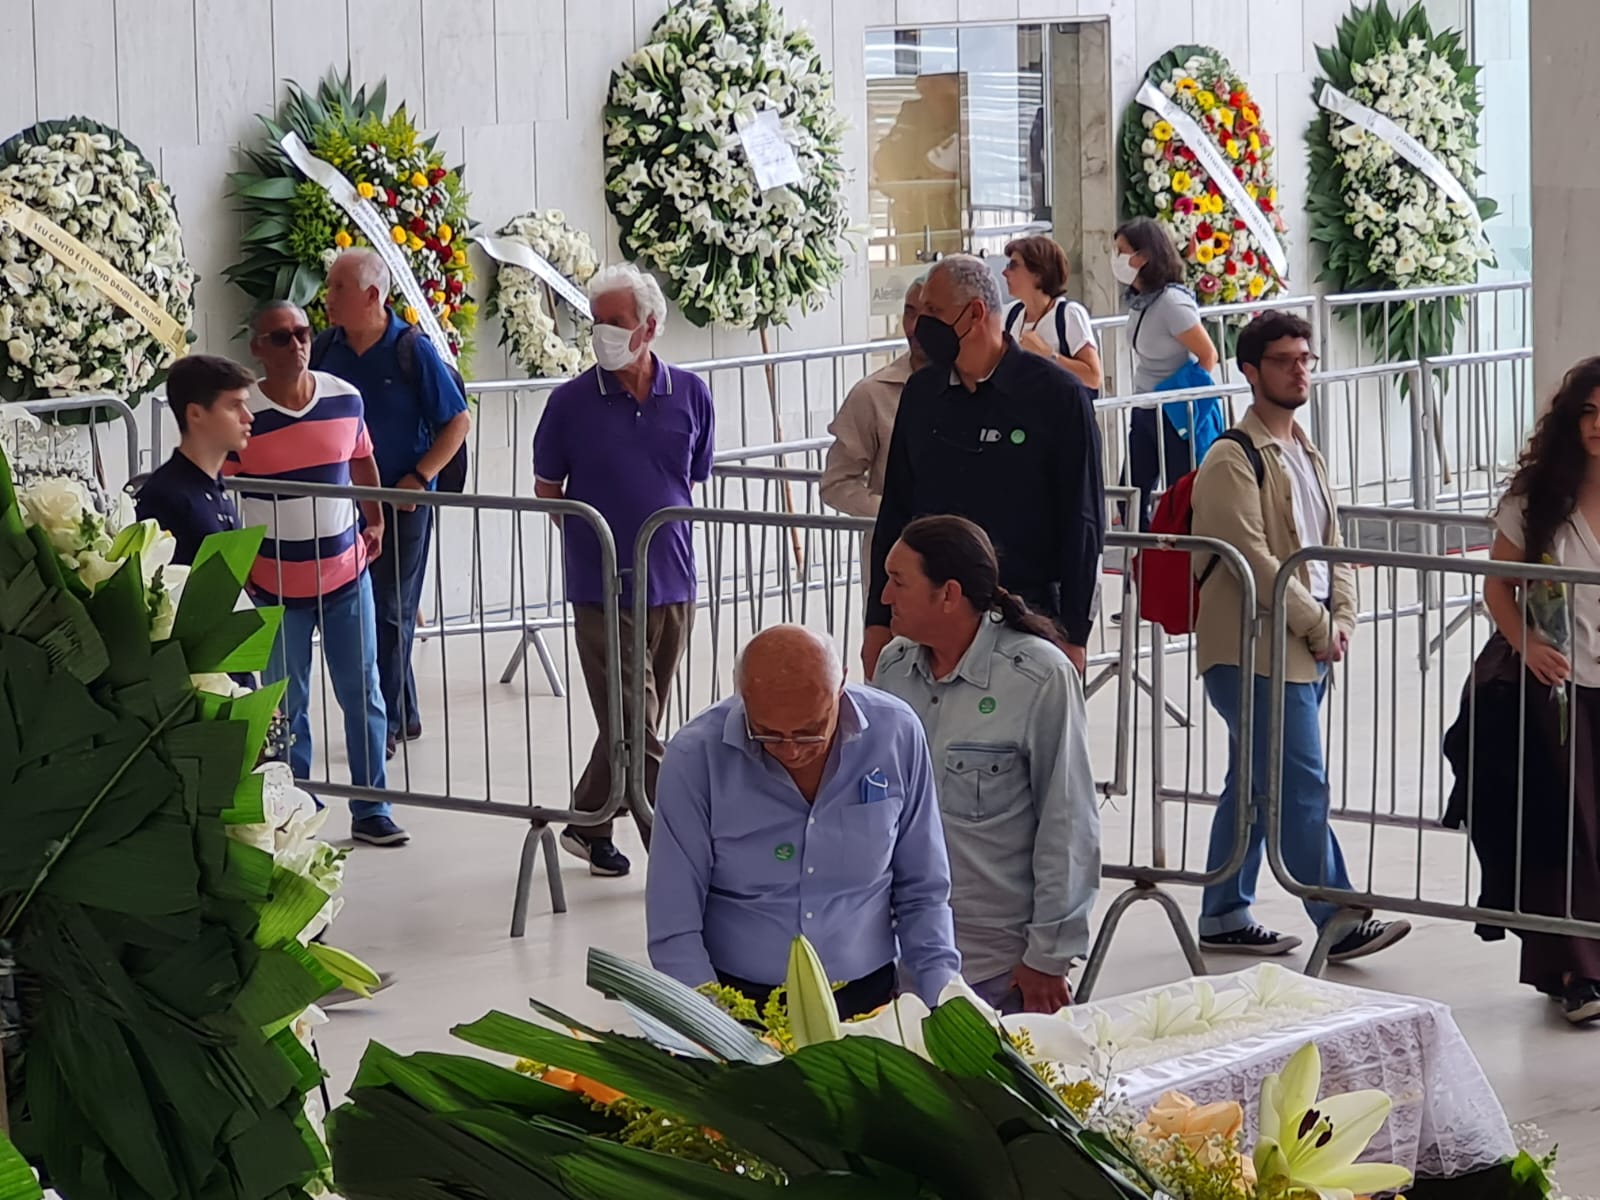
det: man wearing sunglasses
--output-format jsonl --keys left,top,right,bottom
{"left": 645, "top": 625, "right": 961, "bottom": 1017}
{"left": 225, "top": 300, "right": 404, "bottom": 847}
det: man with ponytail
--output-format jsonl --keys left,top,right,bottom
{"left": 873, "top": 515, "right": 1099, "bottom": 1014}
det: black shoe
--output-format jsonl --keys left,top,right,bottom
{"left": 1200, "top": 925, "right": 1303, "bottom": 956}
{"left": 352, "top": 815, "right": 410, "bottom": 847}
{"left": 385, "top": 735, "right": 397, "bottom": 761}
{"left": 560, "top": 828, "right": 630, "bottom": 877}
{"left": 403, "top": 721, "right": 423, "bottom": 741}
{"left": 1562, "top": 980, "right": 1600, "bottom": 1025}
{"left": 1327, "top": 918, "right": 1411, "bottom": 963}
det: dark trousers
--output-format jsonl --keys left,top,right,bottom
{"left": 717, "top": 961, "right": 896, "bottom": 1021}
{"left": 373, "top": 505, "right": 432, "bottom": 739}
{"left": 573, "top": 600, "right": 693, "bottom": 840}
{"left": 1127, "top": 407, "right": 1197, "bottom": 530}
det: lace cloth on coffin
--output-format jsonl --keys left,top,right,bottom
{"left": 1097, "top": 980, "right": 1516, "bottom": 1179}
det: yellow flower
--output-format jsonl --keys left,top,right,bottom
{"left": 410, "top": 171, "right": 428, "bottom": 189}
{"left": 1195, "top": 244, "right": 1215, "bottom": 265}
{"left": 1212, "top": 195, "right": 1226, "bottom": 214}
{"left": 1152, "top": 120, "right": 1174, "bottom": 142}
{"left": 1176, "top": 77, "right": 1198, "bottom": 94}
{"left": 1225, "top": 138, "right": 1241, "bottom": 159}
{"left": 432, "top": 289, "right": 446, "bottom": 304}
{"left": 1213, "top": 232, "right": 1232, "bottom": 253}
{"left": 1196, "top": 90, "right": 1216, "bottom": 112}
{"left": 1249, "top": 131, "right": 1262, "bottom": 153}
{"left": 1171, "top": 170, "right": 1193, "bottom": 195}
{"left": 334, "top": 229, "right": 353, "bottom": 249}
{"left": 407, "top": 234, "right": 424, "bottom": 251}
{"left": 1269, "top": 186, "right": 1278, "bottom": 203}
{"left": 1216, "top": 108, "right": 1235, "bottom": 129}
{"left": 390, "top": 225, "right": 407, "bottom": 244}
{"left": 439, "top": 303, "right": 452, "bottom": 320}
{"left": 356, "top": 181, "right": 375, "bottom": 200}
{"left": 1242, "top": 103, "right": 1260, "bottom": 125}
{"left": 438, "top": 222, "right": 453, "bottom": 245}
{"left": 402, "top": 305, "right": 420, "bottom": 324}
{"left": 451, "top": 248, "right": 467, "bottom": 267}
{"left": 1246, "top": 183, "right": 1260, "bottom": 200}
{"left": 1248, "top": 275, "right": 1266, "bottom": 298}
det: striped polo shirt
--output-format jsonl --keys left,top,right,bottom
{"left": 226, "top": 371, "right": 373, "bottom": 606}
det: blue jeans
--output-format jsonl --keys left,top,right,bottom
{"left": 1199, "top": 664, "right": 1352, "bottom": 936}
{"left": 373, "top": 506, "right": 431, "bottom": 739}
{"left": 263, "top": 572, "right": 390, "bottom": 819}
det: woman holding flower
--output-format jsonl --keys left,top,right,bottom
{"left": 1112, "top": 217, "right": 1223, "bottom": 527}
{"left": 1451, "top": 357, "right": 1600, "bottom": 1025}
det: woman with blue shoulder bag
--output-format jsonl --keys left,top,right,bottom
{"left": 1114, "top": 217, "right": 1223, "bottom": 527}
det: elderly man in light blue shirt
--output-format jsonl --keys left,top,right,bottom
{"left": 646, "top": 625, "right": 961, "bottom": 1016}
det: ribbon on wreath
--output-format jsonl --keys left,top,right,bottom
{"left": 1315, "top": 82, "right": 1487, "bottom": 245}
{"left": 1136, "top": 79, "right": 1289, "bottom": 280}
{"left": 0, "top": 191, "right": 188, "bottom": 358}
{"left": 474, "top": 235, "right": 592, "bottom": 320}
{"left": 278, "top": 132, "right": 457, "bottom": 366}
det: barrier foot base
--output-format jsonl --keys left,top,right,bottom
{"left": 509, "top": 822, "right": 568, "bottom": 938}
{"left": 1135, "top": 668, "right": 1190, "bottom": 728}
{"left": 1302, "top": 906, "right": 1369, "bottom": 979}
{"left": 1076, "top": 881, "right": 1207, "bottom": 1003}
{"left": 498, "top": 630, "right": 566, "bottom": 696}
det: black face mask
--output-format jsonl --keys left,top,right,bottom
{"left": 914, "top": 303, "right": 972, "bottom": 368}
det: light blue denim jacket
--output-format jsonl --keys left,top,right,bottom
{"left": 874, "top": 617, "right": 1101, "bottom": 981}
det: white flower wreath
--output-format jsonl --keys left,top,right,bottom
{"left": 0, "top": 119, "right": 194, "bottom": 403}
{"left": 487, "top": 209, "right": 599, "bottom": 379}
{"left": 603, "top": 0, "right": 848, "bottom": 330}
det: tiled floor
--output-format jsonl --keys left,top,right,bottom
{"left": 301, "top": 560, "right": 1600, "bottom": 1193}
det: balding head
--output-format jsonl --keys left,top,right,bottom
{"left": 736, "top": 626, "right": 845, "bottom": 774}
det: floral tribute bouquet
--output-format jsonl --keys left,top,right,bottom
{"left": 0, "top": 445, "right": 374, "bottom": 1200}
{"left": 1308, "top": 1, "right": 1497, "bottom": 365}
{"left": 485, "top": 209, "right": 600, "bottom": 379}
{"left": 1120, "top": 47, "right": 1288, "bottom": 308}
{"left": 0, "top": 118, "right": 196, "bottom": 405}
{"left": 318, "top": 939, "right": 1580, "bottom": 1199}
{"left": 603, "top": 0, "right": 849, "bottom": 331}
{"left": 227, "top": 73, "right": 475, "bottom": 361}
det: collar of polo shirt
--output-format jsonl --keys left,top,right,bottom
{"left": 596, "top": 353, "right": 672, "bottom": 397}
{"left": 910, "top": 614, "right": 1000, "bottom": 688}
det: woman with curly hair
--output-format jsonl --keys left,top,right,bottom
{"left": 1449, "top": 357, "right": 1600, "bottom": 1025}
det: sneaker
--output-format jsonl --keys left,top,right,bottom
{"left": 1562, "top": 980, "right": 1600, "bottom": 1026}
{"left": 323, "top": 970, "right": 398, "bottom": 1009}
{"left": 1200, "top": 925, "right": 1303, "bottom": 956}
{"left": 560, "top": 828, "right": 631, "bottom": 877}
{"left": 1327, "top": 918, "right": 1411, "bottom": 963}
{"left": 351, "top": 815, "right": 410, "bottom": 847}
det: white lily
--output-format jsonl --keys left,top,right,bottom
{"left": 1253, "top": 1042, "right": 1413, "bottom": 1200}
{"left": 1118, "top": 988, "right": 1210, "bottom": 1042}
{"left": 1237, "top": 962, "right": 1321, "bottom": 1014}
{"left": 784, "top": 935, "right": 841, "bottom": 1048}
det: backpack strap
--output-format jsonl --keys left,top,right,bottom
{"left": 1005, "top": 301, "right": 1024, "bottom": 338}
{"left": 308, "top": 326, "right": 337, "bottom": 370}
{"left": 1195, "top": 429, "right": 1267, "bottom": 589}
{"left": 1055, "top": 299, "right": 1070, "bottom": 355}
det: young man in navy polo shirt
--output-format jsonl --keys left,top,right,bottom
{"left": 136, "top": 355, "right": 255, "bottom": 563}
{"left": 534, "top": 264, "right": 715, "bottom": 877}
{"left": 316, "top": 249, "right": 471, "bottom": 762}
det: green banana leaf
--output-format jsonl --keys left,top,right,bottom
{"left": 0, "top": 1130, "right": 40, "bottom": 1200}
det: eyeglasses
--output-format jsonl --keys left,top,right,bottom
{"left": 1263, "top": 352, "right": 1319, "bottom": 370}
{"left": 744, "top": 715, "right": 828, "bottom": 746}
{"left": 264, "top": 326, "right": 313, "bottom": 348}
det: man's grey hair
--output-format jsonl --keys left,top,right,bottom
{"left": 904, "top": 275, "right": 927, "bottom": 303}
{"left": 336, "top": 247, "right": 392, "bottom": 299}
{"left": 931, "top": 254, "right": 1002, "bottom": 321}
{"left": 249, "top": 299, "right": 305, "bottom": 335}
{"left": 588, "top": 263, "right": 667, "bottom": 334}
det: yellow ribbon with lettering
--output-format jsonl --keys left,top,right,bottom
{"left": 0, "top": 191, "right": 188, "bottom": 358}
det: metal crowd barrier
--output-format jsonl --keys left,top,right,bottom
{"left": 221, "top": 476, "right": 626, "bottom": 939}
{"left": 7, "top": 394, "right": 141, "bottom": 490}
{"left": 1267, "top": 544, "right": 1600, "bottom": 976}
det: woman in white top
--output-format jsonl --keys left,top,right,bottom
{"left": 1001, "top": 235, "right": 1102, "bottom": 393}
{"left": 1479, "top": 358, "right": 1600, "bottom": 1024}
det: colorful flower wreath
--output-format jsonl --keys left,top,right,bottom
{"left": 1120, "top": 46, "right": 1288, "bottom": 307}
{"left": 226, "top": 73, "right": 475, "bottom": 361}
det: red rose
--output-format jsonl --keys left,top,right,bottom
{"left": 1207, "top": 180, "right": 1220, "bottom": 195}
{"left": 1243, "top": 250, "right": 1256, "bottom": 266}
{"left": 385, "top": 189, "right": 399, "bottom": 206}
{"left": 409, "top": 216, "right": 429, "bottom": 234}
{"left": 1234, "top": 166, "right": 1246, "bottom": 181}
{"left": 1178, "top": 146, "right": 1194, "bottom": 161}
{"left": 1196, "top": 221, "right": 1214, "bottom": 240}
{"left": 1225, "top": 260, "right": 1238, "bottom": 276}
{"left": 1175, "top": 196, "right": 1196, "bottom": 214}
{"left": 430, "top": 167, "right": 447, "bottom": 184}
{"left": 437, "top": 243, "right": 453, "bottom": 262}
{"left": 448, "top": 277, "right": 464, "bottom": 295}
{"left": 1260, "top": 198, "right": 1274, "bottom": 212}
{"left": 1230, "top": 90, "right": 1247, "bottom": 108}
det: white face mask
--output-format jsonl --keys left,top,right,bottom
{"left": 1111, "top": 253, "right": 1140, "bottom": 287}
{"left": 593, "top": 323, "right": 641, "bottom": 372}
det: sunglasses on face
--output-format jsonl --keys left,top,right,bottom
{"left": 264, "top": 326, "right": 313, "bottom": 348}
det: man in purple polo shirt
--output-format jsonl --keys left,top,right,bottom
{"left": 534, "top": 263, "right": 715, "bottom": 877}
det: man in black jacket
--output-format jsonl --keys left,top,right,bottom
{"left": 862, "top": 254, "right": 1105, "bottom": 678}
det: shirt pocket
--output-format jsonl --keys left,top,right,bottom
{"left": 941, "top": 743, "right": 1027, "bottom": 821}
{"left": 828, "top": 798, "right": 899, "bottom": 884}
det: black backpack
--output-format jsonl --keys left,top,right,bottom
{"left": 310, "top": 323, "right": 470, "bottom": 493}
{"left": 1005, "top": 300, "right": 1099, "bottom": 401}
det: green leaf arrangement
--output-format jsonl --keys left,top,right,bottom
{"left": 225, "top": 71, "right": 476, "bottom": 363}
{"left": 1307, "top": 0, "right": 1498, "bottom": 369}
{"left": 603, "top": 0, "right": 850, "bottom": 331}
{"left": 327, "top": 948, "right": 1153, "bottom": 1199}
{"left": 0, "top": 440, "right": 340, "bottom": 1200}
